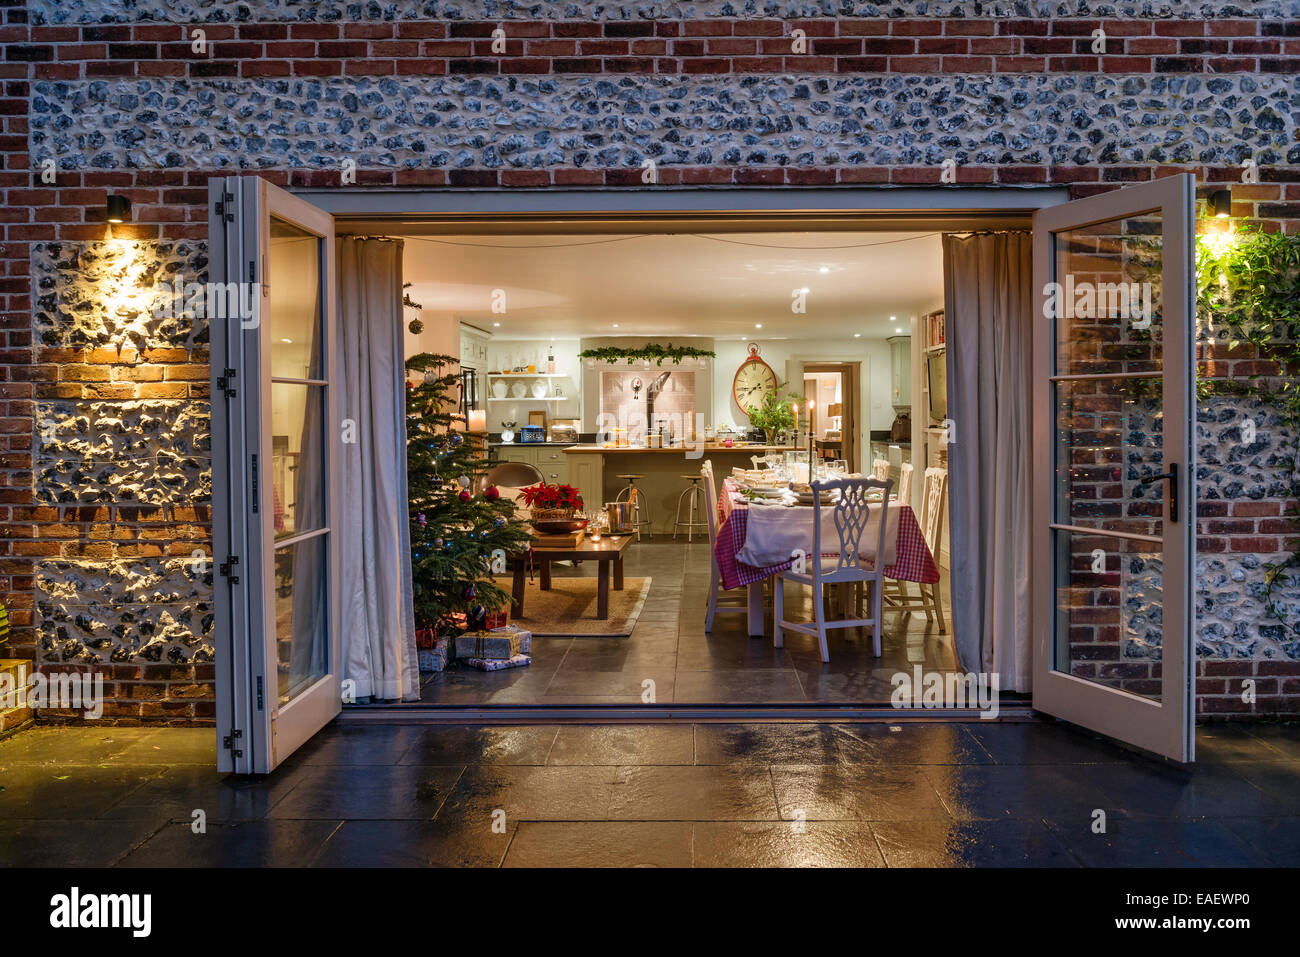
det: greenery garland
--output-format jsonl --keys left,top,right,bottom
{"left": 578, "top": 343, "right": 716, "bottom": 365}
{"left": 1197, "top": 225, "right": 1300, "bottom": 617}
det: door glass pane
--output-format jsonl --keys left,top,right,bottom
{"left": 269, "top": 218, "right": 322, "bottom": 381}
{"left": 1053, "top": 528, "right": 1163, "bottom": 702}
{"left": 273, "top": 532, "right": 328, "bottom": 704}
{"left": 270, "top": 382, "right": 325, "bottom": 540}
{"left": 1054, "top": 377, "right": 1164, "bottom": 539}
{"left": 1053, "top": 210, "right": 1163, "bottom": 375}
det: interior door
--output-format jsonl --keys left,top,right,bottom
{"left": 1032, "top": 173, "right": 1196, "bottom": 762}
{"left": 212, "top": 176, "right": 341, "bottom": 773}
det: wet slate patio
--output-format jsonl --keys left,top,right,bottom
{"left": 0, "top": 720, "right": 1296, "bottom": 867}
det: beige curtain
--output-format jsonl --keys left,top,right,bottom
{"left": 942, "top": 231, "right": 1033, "bottom": 692}
{"left": 337, "top": 237, "right": 419, "bottom": 702}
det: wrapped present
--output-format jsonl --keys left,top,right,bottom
{"left": 415, "top": 627, "right": 437, "bottom": 650}
{"left": 464, "top": 653, "right": 531, "bottom": 672}
{"left": 418, "top": 636, "right": 451, "bottom": 673}
{"left": 489, "top": 624, "right": 531, "bottom": 654}
{"left": 453, "top": 630, "right": 522, "bottom": 661}
{"left": 485, "top": 610, "right": 508, "bottom": 630}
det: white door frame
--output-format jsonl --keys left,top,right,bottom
{"left": 211, "top": 176, "right": 343, "bottom": 774}
{"left": 1030, "top": 173, "right": 1197, "bottom": 763}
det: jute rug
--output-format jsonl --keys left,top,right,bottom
{"left": 494, "top": 576, "right": 652, "bottom": 637}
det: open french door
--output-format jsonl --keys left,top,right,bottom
{"left": 1031, "top": 173, "right": 1197, "bottom": 762}
{"left": 211, "top": 176, "right": 341, "bottom": 773}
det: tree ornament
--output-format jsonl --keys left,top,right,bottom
{"left": 457, "top": 475, "right": 470, "bottom": 488}
{"left": 449, "top": 432, "right": 463, "bottom": 447}
{"left": 459, "top": 489, "right": 471, "bottom": 502}
{"left": 418, "top": 512, "right": 427, "bottom": 527}
{"left": 483, "top": 485, "right": 500, "bottom": 502}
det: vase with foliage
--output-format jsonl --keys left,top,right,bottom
{"left": 744, "top": 386, "right": 801, "bottom": 445}
{"left": 520, "top": 482, "right": 584, "bottom": 521}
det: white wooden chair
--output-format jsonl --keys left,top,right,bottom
{"left": 884, "top": 466, "right": 947, "bottom": 633}
{"left": 701, "top": 460, "right": 747, "bottom": 632}
{"left": 872, "top": 458, "right": 891, "bottom": 484}
{"left": 896, "top": 462, "right": 914, "bottom": 503}
{"left": 773, "top": 477, "right": 892, "bottom": 662}
{"left": 750, "top": 452, "right": 781, "bottom": 470}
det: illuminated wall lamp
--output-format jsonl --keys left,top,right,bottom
{"left": 106, "top": 194, "right": 132, "bottom": 224}
{"left": 1208, "top": 189, "right": 1232, "bottom": 219}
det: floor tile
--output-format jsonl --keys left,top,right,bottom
{"left": 769, "top": 764, "right": 951, "bottom": 821}
{"left": 872, "top": 819, "right": 1079, "bottom": 867}
{"left": 398, "top": 726, "right": 558, "bottom": 766}
{"left": 693, "top": 723, "right": 880, "bottom": 765}
{"left": 1044, "top": 816, "right": 1268, "bottom": 867}
{"left": 831, "top": 723, "right": 996, "bottom": 764}
{"left": 118, "top": 820, "right": 340, "bottom": 867}
{"left": 924, "top": 763, "right": 1113, "bottom": 821}
{"left": 547, "top": 725, "right": 694, "bottom": 766}
{"left": 504, "top": 822, "right": 693, "bottom": 867}
{"left": 313, "top": 816, "right": 515, "bottom": 867}
{"left": 266, "top": 764, "right": 465, "bottom": 820}
{"left": 605, "top": 765, "right": 781, "bottom": 821}
{"left": 0, "top": 818, "right": 165, "bottom": 867}
{"left": 692, "top": 821, "right": 886, "bottom": 867}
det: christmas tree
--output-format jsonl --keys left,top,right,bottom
{"left": 405, "top": 353, "right": 533, "bottom": 635}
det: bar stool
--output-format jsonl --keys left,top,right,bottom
{"left": 673, "top": 474, "right": 708, "bottom": 542}
{"left": 614, "top": 474, "right": 653, "bottom": 540}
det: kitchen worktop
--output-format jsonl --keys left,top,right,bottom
{"left": 564, "top": 444, "right": 796, "bottom": 454}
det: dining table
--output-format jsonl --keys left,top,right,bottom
{"left": 713, "top": 477, "right": 941, "bottom": 637}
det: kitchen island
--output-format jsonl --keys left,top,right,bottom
{"left": 564, "top": 444, "right": 796, "bottom": 536}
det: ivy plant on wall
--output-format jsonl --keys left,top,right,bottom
{"left": 1197, "top": 225, "right": 1300, "bottom": 615}
{"left": 578, "top": 343, "right": 716, "bottom": 365}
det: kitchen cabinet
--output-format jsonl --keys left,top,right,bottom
{"left": 491, "top": 445, "right": 569, "bottom": 487}
{"left": 888, "top": 335, "right": 911, "bottom": 409}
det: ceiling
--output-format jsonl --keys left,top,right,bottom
{"left": 401, "top": 231, "right": 944, "bottom": 340}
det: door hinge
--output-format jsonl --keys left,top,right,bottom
{"left": 222, "top": 728, "right": 243, "bottom": 757}
{"left": 214, "top": 190, "right": 234, "bottom": 223}
{"left": 219, "top": 555, "right": 240, "bottom": 584}
{"left": 216, "top": 367, "right": 236, "bottom": 398}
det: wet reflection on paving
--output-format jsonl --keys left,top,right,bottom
{"left": 0, "top": 721, "right": 1295, "bottom": 867}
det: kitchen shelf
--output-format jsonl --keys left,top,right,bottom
{"left": 487, "top": 396, "right": 569, "bottom": 402}
{"left": 487, "top": 372, "right": 570, "bottom": 378}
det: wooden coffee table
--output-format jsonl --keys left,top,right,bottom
{"left": 510, "top": 534, "right": 634, "bottom": 620}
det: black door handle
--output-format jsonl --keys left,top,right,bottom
{"left": 1137, "top": 462, "right": 1178, "bottom": 523}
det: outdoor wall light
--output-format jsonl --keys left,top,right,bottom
{"left": 1209, "top": 189, "right": 1232, "bottom": 218}
{"left": 106, "top": 195, "right": 132, "bottom": 223}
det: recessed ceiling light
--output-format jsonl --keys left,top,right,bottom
{"left": 280, "top": 338, "right": 292, "bottom": 344}
{"left": 755, "top": 323, "right": 762, "bottom": 329}
{"left": 853, "top": 333, "right": 861, "bottom": 338}
{"left": 612, "top": 323, "right": 619, "bottom": 328}
{"left": 818, "top": 266, "right": 829, "bottom": 274}
{"left": 895, "top": 328, "right": 902, "bottom": 333}
{"left": 889, "top": 315, "right": 897, "bottom": 322}
{"left": 492, "top": 322, "right": 500, "bottom": 327}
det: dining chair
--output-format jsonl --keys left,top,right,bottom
{"left": 872, "top": 458, "right": 891, "bottom": 484}
{"left": 883, "top": 466, "right": 948, "bottom": 634}
{"left": 896, "top": 462, "right": 914, "bottom": 503}
{"left": 701, "top": 460, "right": 747, "bottom": 632}
{"left": 773, "top": 477, "right": 892, "bottom": 662}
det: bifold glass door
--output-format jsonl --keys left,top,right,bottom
{"left": 1031, "top": 173, "right": 1196, "bottom": 762}
{"left": 211, "top": 177, "right": 341, "bottom": 774}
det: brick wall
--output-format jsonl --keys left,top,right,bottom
{"left": 1, "top": 1, "right": 1297, "bottom": 721}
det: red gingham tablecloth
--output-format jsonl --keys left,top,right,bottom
{"left": 714, "top": 478, "right": 940, "bottom": 590}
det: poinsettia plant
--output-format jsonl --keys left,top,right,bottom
{"left": 520, "top": 482, "right": 584, "bottom": 511}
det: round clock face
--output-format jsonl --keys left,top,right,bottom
{"left": 733, "top": 358, "right": 778, "bottom": 413}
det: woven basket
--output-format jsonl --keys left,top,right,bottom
{"left": 531, "top": 507, "right": 576, "bottom": 522}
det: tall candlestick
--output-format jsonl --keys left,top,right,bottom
{"left": 807, "top": 399, "right": 815, "bottom": 480}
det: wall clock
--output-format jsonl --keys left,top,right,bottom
{"left": 733, "top": 343, "right": 778, "bottom": 414}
